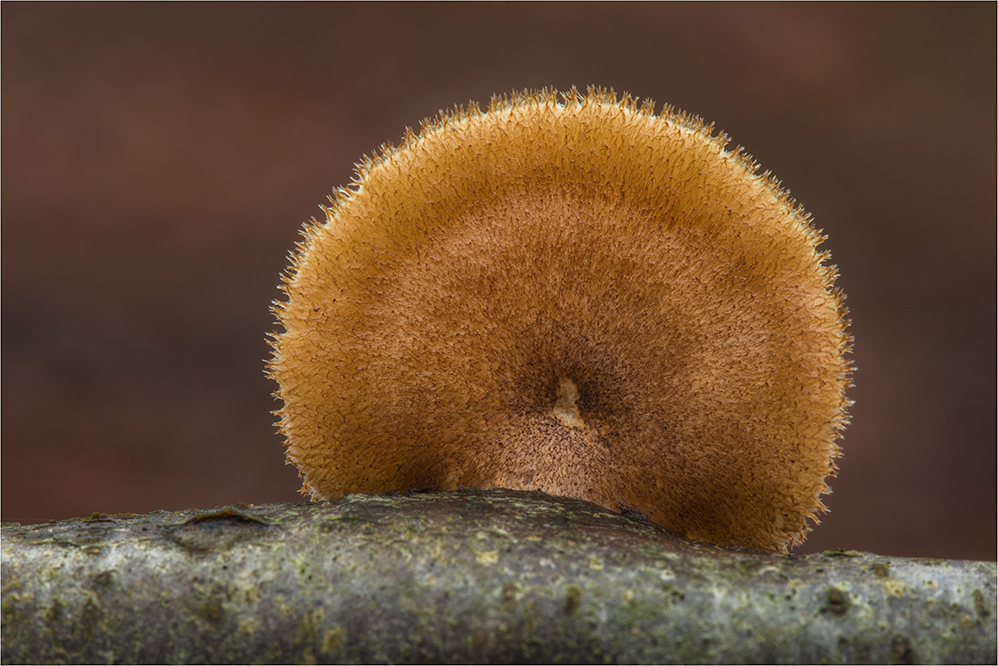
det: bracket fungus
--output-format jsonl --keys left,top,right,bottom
{"left": 268, "top": 88, "right": 851, "bottom": 553}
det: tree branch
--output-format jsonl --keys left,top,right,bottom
{"left": 2, "top": 489, "right": 995, "bottom": 664}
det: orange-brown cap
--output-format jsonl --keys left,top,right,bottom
{"left": 268, "top": 88, "right": 852, "bottom": 553}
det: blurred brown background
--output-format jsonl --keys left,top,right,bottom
{"left": 3, "top": 3, "right": 995, "bottom": 560}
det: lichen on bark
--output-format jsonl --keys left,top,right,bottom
{"left": 2, "top": 489, "right": 995, "bottom": 664}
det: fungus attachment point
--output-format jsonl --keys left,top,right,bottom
{"left": 268, "top": 87, "right": 852, "bottom": 553}
{"left": 553, "top": 378, "right": 585, "bottom": 429}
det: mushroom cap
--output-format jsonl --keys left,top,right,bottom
{"left": 269, "top": 88, "right": 851, "bottom": 553}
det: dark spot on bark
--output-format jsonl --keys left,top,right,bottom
{"left": 973, "top": 589, "right": 991, "bottom": 619}
{"left": 91, "top": 570, "right": 116, "bottom": 589}
{"left": 825, "top": 587, "right": 849, "bottom": 616}
{"left": 891, "top": 635, "right": 916, "bottom": 664}
{"left": 164, "top": 507, "right": 270, "bottom": 553}
{"left": 565, "top": 586, "right": 582, "bottom": 615}
{"left": 869, "top": 562, "right": 890, "bottom": 578}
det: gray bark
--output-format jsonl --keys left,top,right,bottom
{"left": 2, "top": 489, "right": 995, "bottom": 664}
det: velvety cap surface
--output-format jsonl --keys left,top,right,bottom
{"left": 270, "top": 89, "right": 851, "bottom": 553}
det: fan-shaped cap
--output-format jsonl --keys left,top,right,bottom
{"left": 269, "top": 88, "right": 851, "bottom": 553}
